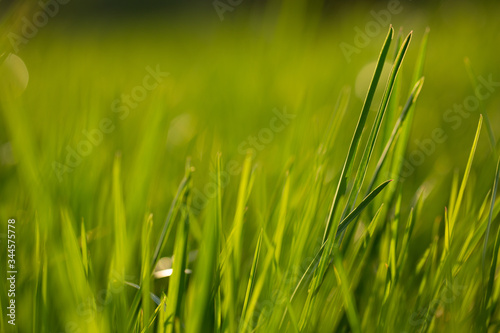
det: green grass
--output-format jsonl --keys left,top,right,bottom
{"left": 1, "top": 3, "right": 500, "bottom": 332}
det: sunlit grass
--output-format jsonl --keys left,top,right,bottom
{"left": 1, "top": 5, "right": 500, "bottom": 333}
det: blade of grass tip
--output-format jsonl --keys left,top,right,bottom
{"left": 323, "top": 25, "right": 394, "bottom": 243}
{"left": 214, "top": 153, "right": 223, "bottom": 333}
{"left": 81, "top": 218, "right": 88, "bottom": 276}
{"left": 279, "top": 240, "right": 328, "bottom": 329}
{"left": 484, "top": 156, "right": 500, "bottom": 311}
{"left": 450, "top": 115, "right": 483, "bottom": 228}
{"left": 449, "top": 170, "right": 460, "bottom": 219}
{"left": 389, "top": 190, "right": 401, "bottom": 282}
{"left": 240, "top": 230, "right": 263, "bottom": 327}
{"left": 337, "top": 31, "right": 412, "bottom": 249}
{"left": 232, "top": 152, "right": 253, "bottom": 277}
{"left": 112, "top": 152, "right": 127, "bottom": 276}
{"left": 61, "top": 208, "right": 90, "bottom": 302}
{"left": 379, "top": 27, "right": 402, "bottom": 148}
{"left": 151, "top": 160, "right": 193, "bottom": 269}
{"left": 141, "top": 214, "right": 154, "bottom": 333}
{"left": 336, "top": 180, "right": 393, "bottom": 237}
{"left": 332, "top": 247, "right": 362, "bottom": 333}
{"left": 240, "top": 240, "right": 275, "bottom": 332}
{"left": 392, "top": 27, "right": 429, "bottom": 183}
{"left": 340, "top": 31, "right": 412, "bottom": 227}
{"left": 112, "top": 153, "right": 130, "bottom": 333}
{"left": 141, "top": 299, "right": 168, "bottom": 333}
{"left": 396, "top": 207, "right": 415, "bottom": 274}
{"left": 366, "top": 77, "right": 425, "bottom": 195}
{"left": 464, "top": 57, "right": 497, "bottom": 156}
{"left": 165, "top": 208, "right": 190, "bottom": 333}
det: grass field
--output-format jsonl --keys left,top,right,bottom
{"left": 1, "top": 1, "right": 500, "bottom": 332}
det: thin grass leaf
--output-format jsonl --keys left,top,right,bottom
{"left": 323, "top": 26, "right": 394, "bottom": 242}
{"left": 341, "top": 31, "right": 412, "bottom": 226}
{"left": 450, "top": 115, "right": 483, "bottom": 228}
{"left": 151, "top": 160, "right": 193, "bottom": 269}
{"left": 464, "top": 57, "right": 496, "bottom": 155}
{"left": 366, "top": 77, "right": 425, "bottom": 194}
{"left": 484, "top": 157, "right": 500, "bottom": 312}
{"left": 332, "top": 247, "right": 362, "bottom": 333}
{"left": 336, "top": 180, "right": 392, "bottom": 237}
{"left": 165, "top": 208, "right": 190, "bottom": 333}
{"left": 240, "top": 230, "right": 263, "bottom": 329}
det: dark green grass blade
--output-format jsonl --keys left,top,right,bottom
{"left": 323, "top": 26, "right": 394, "bottom": 242}
{"left": 365, "top": 77, "right": 424, "bottom": 195}
{"left": 336, "top": 180, "right": 393, "bottom": 237}
{"left": 340, "top": 31, "right": 412, "bottom": 222}
{"left": 392, "top": 28, "right": 430, "bottom": 184}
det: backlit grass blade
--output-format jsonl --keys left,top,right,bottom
{"left": 484, "top": 156, "right": 500, "bottom": 312}
{"left": 151, "top": 161, "right": 193, "bottom": 269}
{"left": 165, "top": 208, "right": 190, "bottom": 333}
{"left": 112, "top": 153, "right": 127, "bottom": 276}
{"left": 188, "top": 154, "right": 222, "bottom": 333}
{"left": 240, "top": 230, "right": 263, "bottom": 328}
{"left": 232, "top": 152, "right": 253, "bottom": 277}
{"left": 450, "top": 115, "right": 483, "bottom": 228}
{"left": 332, "top": 247, "right": 362, "bottom": 333}
{"left": 81, "top": 218, "right": 89, "bottom": 276}
{"left": 140, "top": 214, "right": 153, "bottom": 333}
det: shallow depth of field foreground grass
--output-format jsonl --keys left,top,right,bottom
{"left": 1, "top": 2, "right": 500, "bottom": 332}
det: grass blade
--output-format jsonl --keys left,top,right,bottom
{"left": 323, "top": 25, "right": 394, "bottom": 242}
